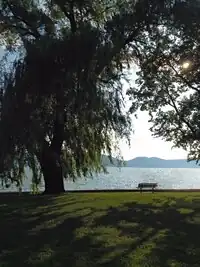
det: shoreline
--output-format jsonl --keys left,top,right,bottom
{"left": 1, "top": 189, "right": 200, "bottom": 194}
{"left": 55, "top": 189, "right": 200, "bottom": 193}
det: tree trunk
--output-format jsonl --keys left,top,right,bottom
{"left": 38, "top": 151, "right": 65, "bottom": 194}
{"left": 37, "top": 92, "right": 65, "bottom": 194}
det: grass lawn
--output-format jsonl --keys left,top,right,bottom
{"left": 1, "top": 192, "right": 200, "bottom": 267}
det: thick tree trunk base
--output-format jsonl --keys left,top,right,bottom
{"left": 43, "top": 171, "right": 65, "bottom": 195}
{"left": 42, "top": 188, "right": 65, "bottom": 195}
{"left": 43, "top": 182, "right": 65, "bottom": 195}
{"left": 42, "top": 179, "right": 65, "bottom": 194}
{"left": 37, "top": 143, "right": 65, "bottom": 195}
{"left": 40, "top": 159, "right": 65, "bottom": 195}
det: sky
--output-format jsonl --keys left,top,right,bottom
{"left": 117, "top": 66, "right": 188, "bottom": 160}
{"left": 119, "top": 111, "right": 188, "bottom": 160}
{"left": 0, "top": 47, "right": 188, "bottom": 160}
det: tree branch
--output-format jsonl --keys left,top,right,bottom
{"left": 165, "top": 85, "right": 196, "bottom": 137}
{"left": 135, "top": 37, "right": 200, "bottom": 94}
{"left": 95, "top": 27, "right": 141, "bottom": 76}
{"left": 168, "top": 60, "right": 200, "bottom": 93}
{"left": 0, "top": 19, "right": 39, "bottom": 38}
{"left": 55, "top": 0, "right": 77, "bottom": 33}
{"left": 6, "top": 1, "right": 41, "bottom": 39}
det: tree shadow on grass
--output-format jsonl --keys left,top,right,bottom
{"left": 1, "top": 194, "right": 200, "bottom": 267}
{"left": 0, "top": 193, "right": 88, "bottom": 267}
{"left": 94, "top": 198, "right": 200, "bottom": 266}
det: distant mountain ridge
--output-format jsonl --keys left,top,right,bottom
{"left": 126, "top": 157, "right": 200, "bottom": 168}
{"left": 102, "top": 155, "right": 200, "bottom": 168}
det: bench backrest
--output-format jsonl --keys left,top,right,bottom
{"left": 138, "top": 183, "right": 158, "bottom": 188}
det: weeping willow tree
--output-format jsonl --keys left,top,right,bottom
{"left": 0, "top": 0, "right": 180, "bottom": 193}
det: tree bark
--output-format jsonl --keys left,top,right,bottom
{"left": 36, "top": 138, "right": 65, "bottom": 194}
{"left": 36, "top": 82, "right": 65, "bottom": 194}
{"left": 40, "top": 153, "right": 65, "bottom": 194}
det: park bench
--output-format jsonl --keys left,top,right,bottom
{"left": 137, "top": 182, "right": 158, "bottom": 193}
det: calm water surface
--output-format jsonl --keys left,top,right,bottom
{"left": 1, "top": 167, "right": 200, "bottom": 192}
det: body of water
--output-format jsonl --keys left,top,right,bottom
{"left": 1, "top": 167, "right": 200, "bottom": 192}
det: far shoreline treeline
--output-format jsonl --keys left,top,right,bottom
{"left": 102, "top": 155, "right": 200, "bottom": 168}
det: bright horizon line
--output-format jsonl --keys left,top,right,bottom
{"left": 122, "top": 156, "right": 188, "bottom": 161}
{"left": 104, "top": 153, "right": 188, "bottom": 161}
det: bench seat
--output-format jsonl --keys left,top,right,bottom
{"left": 137, "top": 183, "right": 158, "bottom": 192}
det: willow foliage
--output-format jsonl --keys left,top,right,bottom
{"left": 0, "top": 0, "right": 185, "bottom": 191}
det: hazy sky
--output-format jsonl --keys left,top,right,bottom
{"left": 0, "top": 47, "right": 188, "bottom": 160}
{"left": 119, "top": 111, "right": 188, "bottom": 160}
{"left": 119, "top": 68, "right": 188, "bottom": 160}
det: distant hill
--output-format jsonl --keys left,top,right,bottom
{"left": 126, "top": 157, "right": 200, "bottom": 168}
{"left": 102, "top": 155, "right": 200, "bottom": 168}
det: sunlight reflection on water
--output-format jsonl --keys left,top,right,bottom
{"left": 1, "top": 167, "right": 200, "bottom": 192}
{"left": 0, "top": 167, "right": 200, "bottom": 192}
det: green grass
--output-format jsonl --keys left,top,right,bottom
{"left": 1, "top": 192, "right": 200, "bottom": 266}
